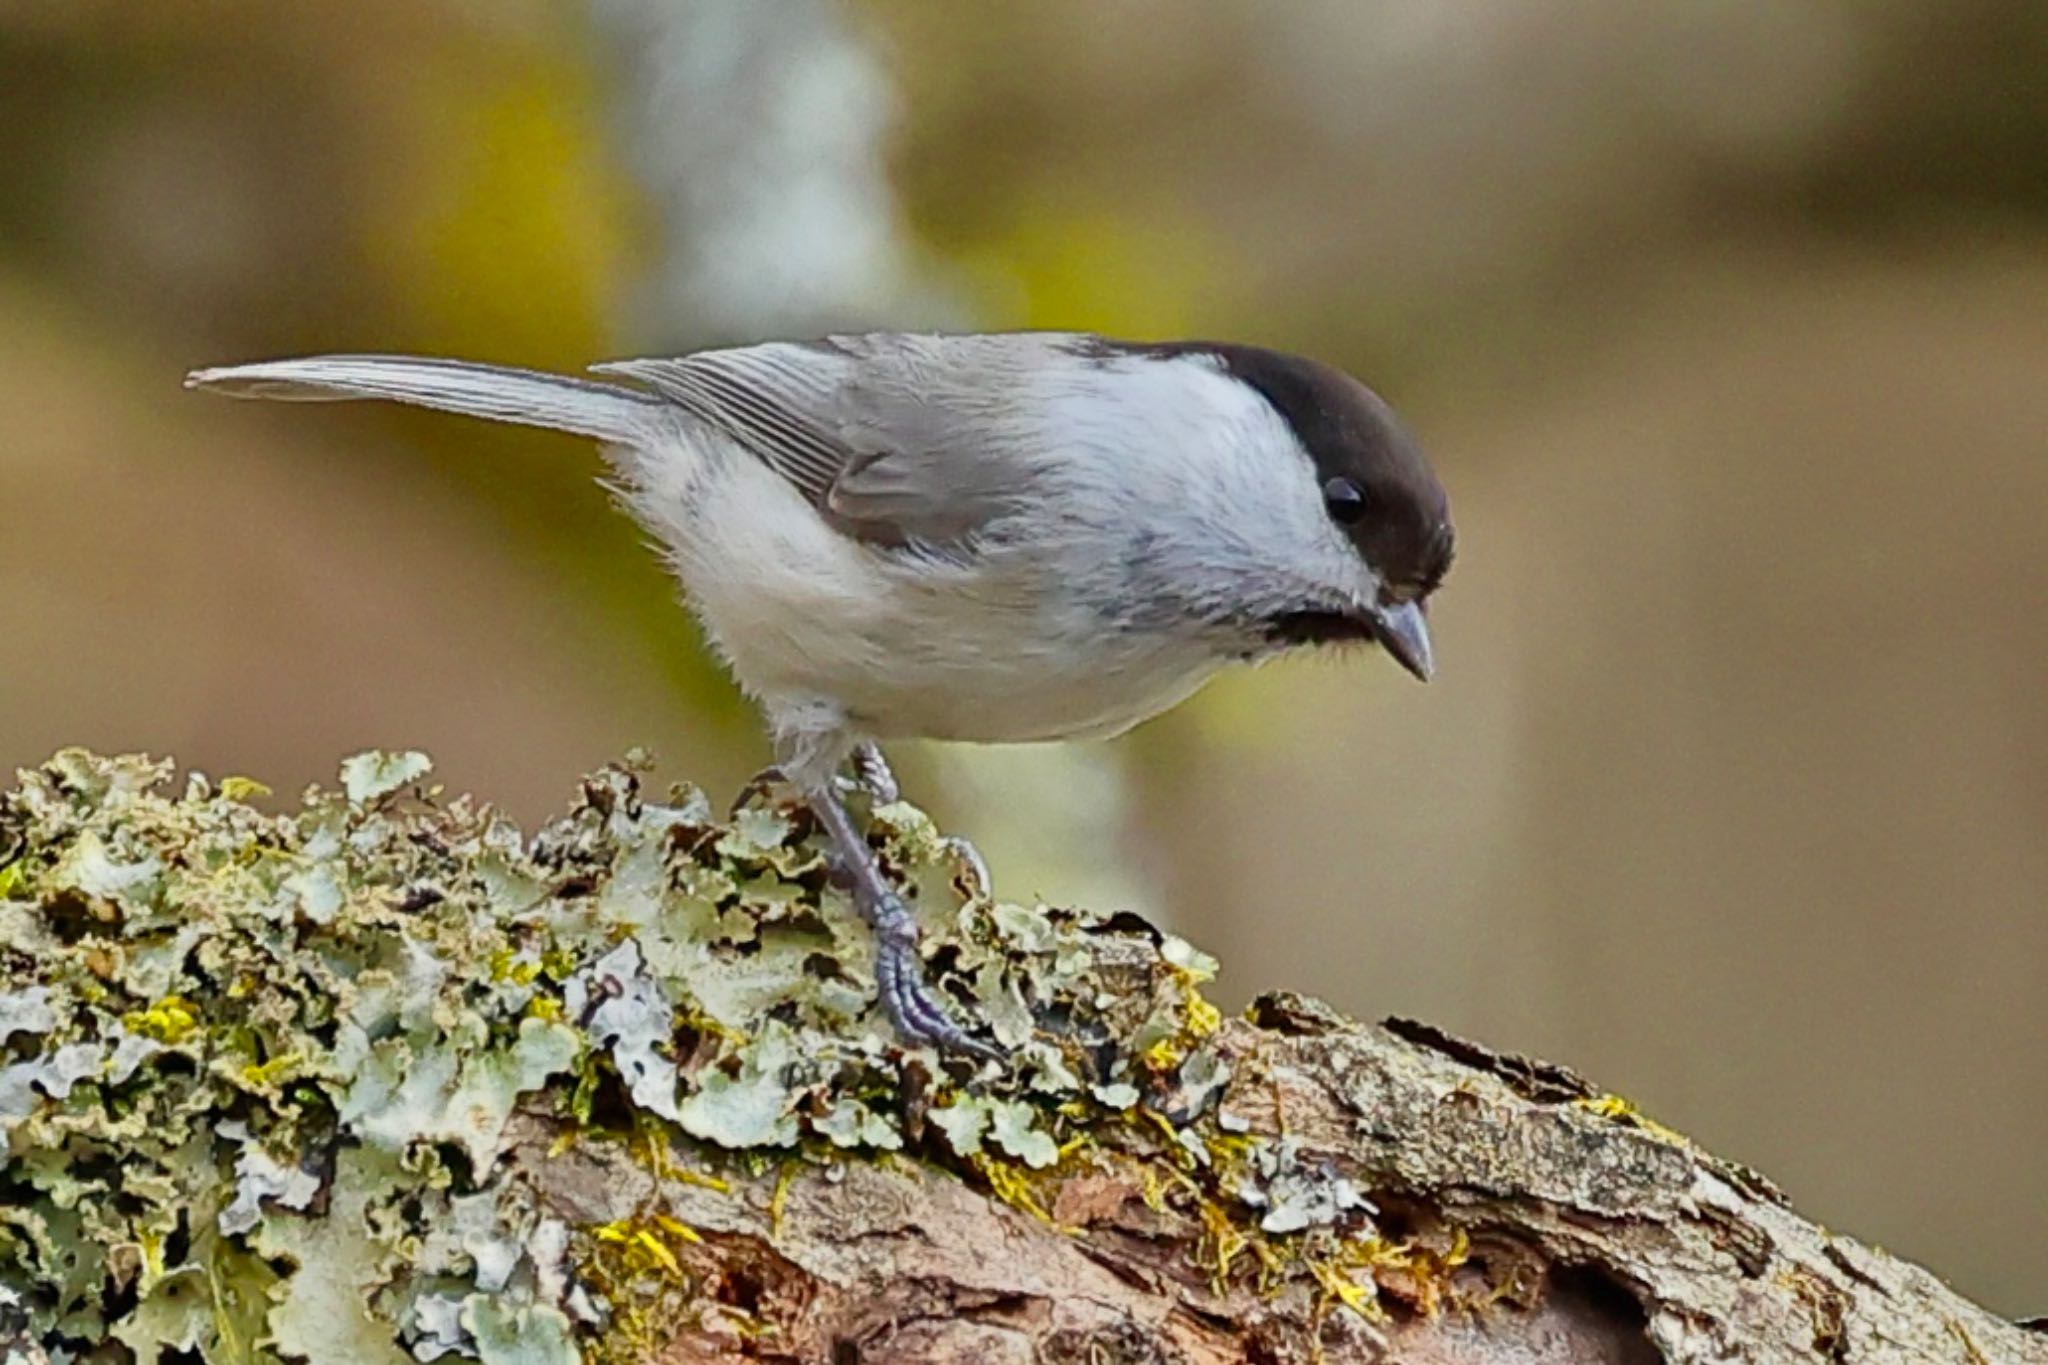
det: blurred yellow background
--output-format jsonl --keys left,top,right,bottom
{"left": 3, "top": 0, "right": 2043, "bottom": 1314}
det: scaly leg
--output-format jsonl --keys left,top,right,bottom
{"left": 805, "top": 781, "right": 1002, "bottom": 1062}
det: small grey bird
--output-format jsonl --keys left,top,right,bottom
{"left": 187, "top": 333, "right": 1453, "bottom": 1060}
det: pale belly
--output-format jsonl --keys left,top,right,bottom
{"left": 706, "top": 572, "right": 1230, "bottom": 744}
{"left": 644, "top": 444, "right": 1234, "bottom": 745}
{"left": 851, "top": 638, "right": 1229, "bottom": 743}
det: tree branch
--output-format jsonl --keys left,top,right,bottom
{"left": 0, "top": 750, "right": 2038, "bottom": 1364}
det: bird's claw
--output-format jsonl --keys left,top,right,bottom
{"left": 850, "top": 742, "right": 901, "bottom": 806}
{"left": 736, "top": 746, "right": 894, "bottom": 814}
{"left": 804, "top": 771, "right": 1003, "bottom": 1065}
{"left": 867, "top": 892, "right": 1003, "bottom": 1063}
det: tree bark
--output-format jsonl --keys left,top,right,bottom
{"left": 0, "top": 750, "right": 2039, "bottom": 1364}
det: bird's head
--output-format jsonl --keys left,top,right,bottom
{"left": 1215, "top": 345, "right": 1454, "bottom": 682}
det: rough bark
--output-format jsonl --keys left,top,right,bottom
{"left": 0, "top": 750, "right": 2039, "bottom": 1364}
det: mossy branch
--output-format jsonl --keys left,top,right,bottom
{"left": 0, "top": 751, "right": 2039, "bottom": 1364}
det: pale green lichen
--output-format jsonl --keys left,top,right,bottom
{"left": 1237, "top": 1136, "right": 1374, "bottom": 1235}
{"left": 925, "top": 1092, "right": 1059, "bottom": 1169}
{"left": 0, "top": 749, "right": 1374, "bottom": 1362}
{"left": 339, "top": 750, "right": 434, "bottom": 806}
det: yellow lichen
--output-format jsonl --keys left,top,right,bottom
{"left": 1307, "top": 1254, "right": 1381, "bottom": 1320}
{"left": 1334, "top": 1228, "right": 1475, "bottom": 1319}
{"left": 631, "top": 1119, "right": 668, "bottom": 1176}
{"left": 1197, "top": 1198, "right": 1253, "bottom": 1295}
{"left": 768, "top": 1162, "right": 798, "bottom": 1236}
{"left": 488, "top": 949, "right": 545, "bottom": 986}
{"left": 1201, "top": 1130, "right": 1259, "bottom": 1181}
{"left": 627, "top": 1116, "right": 730, "bottom": 1194}
{"left": 717, "top": 1309, "right": 780, "bottom": 1342}
{"left": 1134, "top": 1153, "right": 1202, "bottom": 1217}
{"left": 579, "top": 1214, "right": 703, "bottom": 1365}
{"left": 1575, "top": 1093, "right": 1686, "bottom": 1144}
{"left": 1948, "top": 1318, "right": 1993, "bottom": 1365}
{"left": 124, "top": 994, "right": 201, "bottom": 1043}
{"left": 238, "top": 1051, "right": 305, "bottom": 1090}
{"left": 1054, "top": 1132, "right": 1094, "bottom": 1164}
{"left": 970, "top": 1152, "right": 1056, "bottom": 1225}
{"left": 651, "top": 1213, "right": 702, "bottom": 1245}
{"left": 632, "top": 1228, "right": 680, "bottom": 1273}
{"left": 1141, "top": 1036, "right": 1186, "bottom": 1071}
{"left": 217, "top": 776, "right": 272, "bottom": 803}
{"left": 1129, "top": 1105, "right": 1198, "bottom": 1168}
{"left": 569, "top": 1059, "right": 605, "bottom": 1127}
{"left": 588, "top": 1213, "right": 698, "bottom": 1279}
{"left": 676, "top": 1003, "right": 747, "bottom": 1045}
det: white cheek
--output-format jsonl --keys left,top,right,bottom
{"left": 1026, "top": 360, "right": 1383, "bottom": 617}
{"left": 1168, "top": 398, "right": 1379, "bottom": 608}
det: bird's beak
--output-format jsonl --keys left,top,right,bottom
{"left": 1371, "top": 599, "right": 1435, "bottom": 682}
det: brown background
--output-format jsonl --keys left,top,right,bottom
{"left": 3, "top": 1, "right": 2042, "bottom": 1314}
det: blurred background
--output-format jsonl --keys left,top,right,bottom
{"left": 3, "top": 0, "right": 2044, "bottom": 1313}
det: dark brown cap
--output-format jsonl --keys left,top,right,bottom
{"left": 1072, "top": 336, "right": 1454, "bottom": 598}
{"left": 1194, "top": 343, "right": 1453, "bottom": 598}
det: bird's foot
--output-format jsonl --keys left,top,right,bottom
{"left": 849, "top": 742, "right": 901, "bottom": 806}
{"left": 735, "top": 746, "right": 896, "bottom": 814}
{"left": 869, "top": 907, "right": 1004, "bottom": 1063}
{"left": 805, "top": 780, "right": 1002, "bottom": 1063}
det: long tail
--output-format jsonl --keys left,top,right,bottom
{"left": 184, "top": 354, "right": 668, "bottom": 444}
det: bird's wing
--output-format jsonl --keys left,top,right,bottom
{"left": 594, "top": 334, "right": 1060, "bottom": 550}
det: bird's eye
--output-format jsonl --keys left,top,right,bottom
{"left": 1323, "top": 477, "right": 1368, "bottom": 524}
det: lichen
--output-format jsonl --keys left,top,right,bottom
{"left": 0, "top": 749, "right": 1465, "bottom": 1362}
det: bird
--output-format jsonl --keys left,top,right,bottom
{"left": 186, "top": 332, "right": 1454, "bottom": 1061}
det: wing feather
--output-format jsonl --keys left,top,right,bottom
{"left": 594, "top": 336, "right": 1053, "bottom": 549}
{"left": 594, "top": 349, "right": 852, "bottom": 504}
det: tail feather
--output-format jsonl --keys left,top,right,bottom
{"left": 184, "top": 354, "right": 666, "bottom": 444}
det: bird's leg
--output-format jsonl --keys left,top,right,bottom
{"left": 805, "top": 781, "right": 1002, "bottom": 1062}
{"left": 850, "top": 742, "right": 901, "bottom": 806}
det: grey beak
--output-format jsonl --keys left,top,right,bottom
{"left": 1372, "top": 599, "right": 1435, "bottom": 682}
